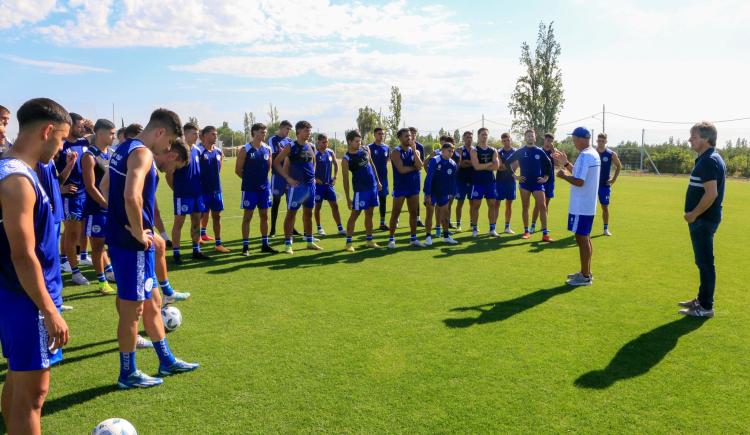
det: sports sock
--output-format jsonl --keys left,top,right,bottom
{"left": 80, "top": 251, "right": 88, "bottom": 261}
{"left": 173, "top": 248, "right": 181, "bottom": 257}
{"left": 389, "top": 236, "right": 395, "bottom": 243}
{"left": 456, "top": 220, "right": 461, "bottom": 226}
{"left": 366, "top": 234, "right": 373, "bottom": 241}
{"left": 104, "top": 263, "right": 113, "bottom": 273}
{"left": 119, "top": 351, "right": 136, "bottom": 379}
{"left": 243, "top": 239, "right": 250, "bottom": 249}
{"left": 160, "top": 280, "right": 174, "bottom": 296}
{"left": 410, "top": 234, "right": 417, "bottom": 242}
{"left": 215, "top": 239, "right": 222, "bottom": 247}
{"left": 604, "top": 224, "right": 609, "bottom": 231}
{"left": 200, "top": 227, "right": 206, "bottom": 237}
{"left": 285, "top": 237, "right": 293, "bottom": 246}
{"left": 505, "top": 222, "right": 510, "bottom": 229}
{"left": 317, "top": 224, "right": 322, "bottom": 231}
{"left": 471, "top": 223, "right": 477, "bottom": 232}
{"left": 152, "top": 338, "right": 176, "bottom": 367}
{"left": 346, "top": 236, "right": 353, "bottom": 244}
{"left": 97, "top": 272, "right": 106, "bottom": 283}
{"left": 260, "top": 236, "right": 269, "bottom": 246}
{"left": 71, "top": 267, "right": 80, "bottom": 275}
{"left": 192, "top": 243, "right": 200, "bottom": 253}
{"left": 305, "top": 234, "right": 313, "bottom": 243}
{"left": 542, "top": 228, "right": 549, "bottom": 236}
{"left": 489, "top": 223, "right": 496, "bottom": 232}
{"left": 524, "top": 226, "right": 529, "bottom": 233}
{"left": 337, "top": 223, "right": 344, "bottom": 232}
{"left": 435, "top": 226, "right": 442, "bottom": 237}
{"left": 61, "top": 255, "right": 68, "bottom": 264}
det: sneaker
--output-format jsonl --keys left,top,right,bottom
{"left": 215, "top": 245, "right": 231, "bottom": 253}
{"left": 283, "top": 245, "right": 294, "bottom": 254}
{"left": 71, "top": 272, "right": 89, "bottom": 286}
{"left": 78, "top": 256, "right": 93, "bottom": 267}
{"left": 530, "top": 226, "right": 536, "bottom": 234}
{"left": 449, "top": 223, "right": 457, "bottom": 229}
{"left": 410, "top": 240, "right": 426, "bottom": 248}
{"left": 317, "top": 228, "right": 327, "bottom": 236}
{"left": 387, "top": 240, "right": 397, "bottom": 249}
{"left": 98, "top": 282, "right": 115, "bottom": 295}
{"left": 60, "top": 304, "right": 74, "bottom": 312}
{"left": 307, "top": 242, "right": 324, "bottom": 251}
{"left": 158, "top": 359, "right": 200, "bottom": 377}
{"left": 424, "top": 236, "right": 433, "bottom": 246}
{"left": 488, "top": 230, "right": 500, "bottom": 237}
{"left": 454, "top": 226, "right": 462, "bottom": 233}
{"left": 443, "top": 236, "right": 459, "bottom": 245}
{"left": 163, "top": 291, "right": 190, "bottom": 305}
{"left": 677, "top": 298, "right": 700, "bottom": 309}
{"left": 567, "top": 272, "right": 594, "bottom": 281}
{"left": 472, "top": 229, "right": 479, "bottom": 237}
{"left": 200, "top": 234, "right": 214, "bottom": 242}
{"left": 172, "top": 255, "right": 183, "bottom": 265}
{"left": 566, "top": 274, "right": 592, "bottom": 286}
{"left": 379, "top": 224, "right": 389, "bottom": 231}
{"left": 312, "top": 236, "right": 321, "bottom": 243}
{"left": 366, "top": 240, "right": 381, "bottom": 249}
{"left": 61, "top": 261, "right": 72, "bottom": 273}
{"left": 118, "top": 370, "right": 163, "bottom": 389}
{"left": 192, "top": 252, "right": 211, "bottom": 260}
{"left": 679, "top": 305, "right": 714, "bottom": 318}
{"left": 241, "top": 248, "right": 250, "bottom": 257}
{"left": 542, "top": 234, "right": 554, "bottom": 242}
{"left": 521, "top": 232, "right": 531, "bottom": 240}
{"left": 136, "top": 335, "right": 153, "bottom": 349}
{"left": 344, "top": 243, "right": 355, "bottom": 252}
{"left": 416, "top": 219, "right": 425, "bottom": 228}
{"left": 604, "top": 229, "right": 613, "bottom": 236}
{"left": 105, "top": 271, "right": 116, "bottom": 282}
{"left": 337, "top": 229, "right": 347, "bottom": 236}
{"left": 504, "top": 227, "right": 515, "bottom": 234}
{"left": 261, "top": 244, "right": 278, "bottom": 254}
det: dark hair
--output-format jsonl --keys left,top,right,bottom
{"left": 408, "top": 126, "right": 417, "bottom": 134}
{"left": 182, "top": 122, "right": 199, "bottom": 133}
{"left": 250, "top": 122, "right": 267, "bottom": 135}
{"left": 462, "top": 131, "right": 473, "bottom": 137}
{"left": 123, "top": 123, "right": 143, "bottom": 139}
{"left": 295, "top": 120, "right": 312, "bottom": 132}
{"left": 17, "top": 98, "right": 71, "bottom": 130}
{"left": 544, "top": 132, "right": 554, "bottom": 140}
{"left": 170, "top": 138, "right": 190, "bottom": 163}
{"left": 373, "top": 127, "right": 384, "bottom": 134}
{"left": 346, "top": 130, "right": 361, "bottom": 142}
{"left": 279, "top": 120, "right": 293, "bottom": 128}
{"left": 441, "top": 142, "right": 455, "bottom": 150}
{"left": 597, "top": 133, "right": 608, "bottom": 140}
{"left": 0, "top": 105, "right": 9, "bottom": 114}
{"left": 94, "top": 119, "right": 115, "bottom": 132}
{"left": 500, "top": 132, "right": 510, "bottom": 139}
{"left": 524, "top": 128, "right": 535, "bottom": 135}
{"left": 144, "top": 109, "right": 182, "bottom": 137}
{"left": 69, "top": 112, "right": 83, "bottom": 124}
{"left": 117, "top": 127, "right": 126, "bottom": 137}
{"left": 397, "top": 128, "right": 410, "bottom": 139}
{"left": 439, "top": 135, "right": 452, "bottom": 144}
{"left": 317, "top": 133, "right": 328, "bottom": 141}
{"left": 477, "top": 127, "right": 489, "bottom": 135}
{"left": 201, "top": 125, "right": 217, "bottom": 136}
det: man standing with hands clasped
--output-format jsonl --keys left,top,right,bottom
{"left": 556, "top": 127, "right": 600, "bottom": 287}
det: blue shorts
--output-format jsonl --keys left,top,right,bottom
{"left": 598, "top": 186, "right": 611, "bottom": 205}
{"left": 271, "top": 174, "right": 288, "bottom": 197}
{"left": 109, "top": 245, "right": 156, "bottom": 302}
{"left": 85, "top": 212, "right": 107, "bottom": 238}
{"left": 519, "top": 182, "right": 545, "bottom": 193}
{"left": 470, "top": 183, "right": 497, "bottom": 200}
{"left": 315, "top": 184, "right": 337, "bottom": 203}
{"left": 429, "top": 194, "right": 451, "bottom": 207}
{"left": 0, "top": 292, "right": 63, "bottom": 371}
{"left": 174, "top": 196, "right": 205, "bottom": 216}
{"left": 456, "top": 181, "right": 472, "bottom": 201}
{"left": 352, "top": 189, "right": 379, "bottom": 211}
{"left": 496, "top": 180, "right": 517, "bottom": 201}
{"left": 287, "top": 183, "right": 316, "bottom": 211}
{"left": 393, "top": 186, "right": 420, "bottom": 198}
{"left": 241, "top": 187, "right": 272, "bottom": 210}
{"left": 63, "top": 194, "right": 86, "bottom": 221}
{"left": 202, "top": 190, "right": 224, "bottom": 212}
{"left": 544, "top": 181, "right": 555, "bottom": 199}
{"left": 568, "top": 214, "right": 594, "bottom": 236}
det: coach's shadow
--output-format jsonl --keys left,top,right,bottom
{"left": 574, "top": 317, "right": 708, "bottom": 389}
{"left": 527, "top": 235, "right": 578, "bottom": 253}
{"left": 443, "top": 284, "right": 574, "bottom": 328}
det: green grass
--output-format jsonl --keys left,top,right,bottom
{"left": 2, "top": 163, "right": 749, "bottom": 433}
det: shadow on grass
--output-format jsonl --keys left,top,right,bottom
{"left": 433, "top": 234, "right": 518, "bottom": 258}
{"left": 63, "top": 290, "right": 116, "bottom": 302}
{"left": 443, "top": 285, "right": 575, "bottom": 328}
{"left": 527, "top": 235, "right": 578, "bottom": 253}
{"left": 44, "top": 384, "right": 121, "bottom": 416}
{"left": 574, "top": 317, "right": 708, "bottom": 389}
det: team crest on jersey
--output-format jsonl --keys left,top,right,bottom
{"left": 181, "top": 204, "right": 189, "bottom": 212}
{"left": 447, "top": 169, "right": 453, "bottom": 175}
{"left": 291, "top": 201, "right": 298, "bottom": 207}
{"left": 603, "top": 157, "right": 609, "bottom": 162}
{"left": 359, "top": 200, "right": 365, "bottom": 207}
{"left": 535, "top": 154, "right": 540, "bottom": 160}
{"left": 243, "top": 200, "right": 250, "bottom": 207}
{"left": 144, "top": 278, "right": 154, "bottom": 294}
{"left": 315, "top": 195, "right": 321, "bottom": 201}
{"left": 92, "top": 225, "right": 101, "bottom": 233}
{"left": 264, "top": 154, "right": 269, "bottom": 160}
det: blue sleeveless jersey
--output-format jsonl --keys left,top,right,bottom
{"left": 392, "top": 147, "right": 420, "bottom": 192}
{"left": 269, "top": 135, "right": 292, "bottom": 176}
{"left": 172, "top": 145, "right": 202, "bottom": 197}
{"left": 598, "top": 149, "right": 614, "bottom": 185}
{"left": 472, "top": 146, "right": 496, "bottom": 184}
{"left": 0, "top": 158, "right": 62, "bottom": 307}
{"left": 288, "top": 142, "right": 315, "bottom": 184}
{"left": 200, "top": 146, "right": 223, "bottom": 193}
{"left": 497, "top": 147, "right": 517, "bottom": 182}
{"left": 242, "top": 142, "right": 272, "bottom": 191}
{"left": 83, "top": 146, "right": 111, "bottom": 215}
{"left": 506, "top": 145, "right": 552, "bottom": 180}
{"left": 315, "top": 148, "right": 335, "bottom": 185}
{"left": 105, "top": 139, "right": 157, "bottom": 250}
{"left": 458, "top": 145, "right": 474, "bottom": 183}
{"left": 344, "top": 149, "right": 377, "bottom": 192}
{"left": 36, "top": 160, "right": 64, "bottom": 223}
{"left": 368, "top": 143, "right": 390, "bottom": 185}
{"left": 56, "top": 137, "right": 89, "bottom": 198}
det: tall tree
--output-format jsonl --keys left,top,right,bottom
{"left": 188, "top": 116, "right": 199, "bottom": 126}
{"left": 453, "top": 129, "right": 461, "bottom": 143}
{"left": 386, "top": 86, "right": 402, "bottom": 146}
{"left": 267, "top": 104, "right": 279, "bottom": 125}
{"left": 243, "top": 112, "right": 256, "bottom": 141}
{"left": 357, "top": 106, "right": 379, "bottom": 139}
{"left": 508, "top": 21, "right": 564, "bottom": 146}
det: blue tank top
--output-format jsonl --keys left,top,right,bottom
{"left": 497, "top": 147, "right": 517, "bottom": 182}
{"left": 344, "top": 149, "right": 377, "bottom": 192}
{"left": 83, "top": 146, "right": 111, "bottom": 215}
{"left": 458, "top": 145, "right": 474, "bottom": 183}
{"left": 269, "top": 135, "right": 292, "bottom": 176}
{"left": 0, "top": 158, "right": 62, "bottom": 307}
{"left": 241, "top": 142, "right": 272, "bottom": 191}
{"left": 56, "top": 137, "right": 89, "bottom": 198}
{"left": 105, "top": 139, "right": 157, "bottom": 250}
{"left": 598, "top": 149, "right": 614, "bottom": 185}
{"left": 199, "top": 146, "right": 223, "bottom": 193}
{"left": 172, "top": 145, "right": 202, "bottom": 198}
{"left": 315, "top": 149, "right": 335, "bottom": 185}
{"left": 392, "top": 147, "right": 420, "bottom": 192}
{"left": 36, "top": 160, "right": 64, "bottom": 223}
{"left": 368, "top": 143, "right": 390, "bottom": 184}
{"left": 288, "top": 142, "right": 315, "bottom": 184}
{"left": 472, "top": 146, "right": 496, "bottom": 184}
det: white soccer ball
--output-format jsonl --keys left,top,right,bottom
{"left": 161, "top": 306, "right": 182, "bottom": 332}
{"left": 91, "top": 418, "right": 137, "bottom": 435}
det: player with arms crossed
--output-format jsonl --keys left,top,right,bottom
{"left": 469, "top": 128, "right": 500, "bottom": 237}
{"left": 454, "top": 131, "right": 474, "bottom": 231}
{"left": 269, "top": 120, "right": 298, "bottom": 237}
{"left": 198, "top": 126, "right": 230, "bottom": 252}
{"left": 595, "top": 133, "right": 622, "bottom": 236}
{"left": 341, "top": 130, "right": 382, "bottom": 252}
{"left": 494, "top": 132, "right": 518, "bottom": 234}
{"left": 531, "top": 133, "right": 558, "bottom": 234}
{"left": 386, "top": 128, "right": 425, "bottom": 248}
{"left": 368, "top": 127, "right": 391, "bottom": 231}
{"left": 313, "top": 133, "right": 345, "bottom": 236}
{"left": 424, "top": 142, "right": 460, "bottom": 245}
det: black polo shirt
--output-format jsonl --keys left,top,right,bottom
{"left": 685, "top": 147, "right": 726, "bottom": 223}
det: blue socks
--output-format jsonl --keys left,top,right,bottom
{"left": 215, "top": 238, "right": 222, "bottom": 247}
{"left": 160, "top": 280, "right": 174, "bottom": 296}
{"left": 604, "top": 224, "right": 609, "bottom": 231}
{"left": 261, "top": 236, "right": 269, "bottom": 246}
{"left": 71, "top": 267, "right": 80, "bottom": 275}
{"left": 243, "top": 239, "right": 250, "bottom": 249}
{"left": 410, "top": 234, "right": 417, "bottom": 242}
{"left": 366, "top": 234, "right": 373, "bottom": 241}
{"left": 80, "top": 251, "right": 88, "bottom": 261}
{"left": 104, "top": 263, "right": 113, "bottom": 273}
{"left": 489, "top": 223, "right": 496, "bottom": 232}
{"left": 542, "top": 228, "right": 549, "bottom": 236}
{"left": 61, "top": 255, "right": 68, "bottom": 264}
{"left": 346, "top": 236, "right": 353, "bottom": 243}
{"left": 153, "top": 338, "right": 176, "bottom": 367}
{"left": 173, "top": 248, "right": 181, "bottom": 258}
{"left": 389, "top": 236, "right": 395, "bottom": 243}
{"left": 119, "top": 351, "right": 136, "bottom": 379}
{"left": 505, "top": 222, "right": 511, "bottom": 230}
{"left": 192, "top": 243, "right": 200, "bottom": 254}
{"left": 305, "top": 234, "right": 313, "bottom": 243}
{"left": 97, "top": 272, "right": 106, "bottom": 283}
{"left": 200, "top": 227, "right": 206, "bottom": 237}
{"left": 285, "top": 238, "right": 293, "bottom": 246}
{"left": 337, "top": 223, "right": 344, "bottom": 231}
{"left": 435, "top": 226, "right": 442, "bottom": 237}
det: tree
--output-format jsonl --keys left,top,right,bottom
{"left": 508, "top": 21, "right": 564, "bottom": 146}
{"left": 453, "top": 129, "right": 461, "bottom": 143}
{"left": 267, "top": 104, "right": 279, "bottom": 125}
{"left": 243, "top": 112, "right": 256, "bottom": 142}
{"left": 386, "top": 86, "right": 402, "bottom": 146}
{"left": 188, "top": 116, "right": 199, "bottom": 126}
{"left": 357, "top": 106, "right": 380, "bottom": 142}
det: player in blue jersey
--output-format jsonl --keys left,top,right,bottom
{"left": 236, "top": 122, "right": 278, "bottom": 256}
{"left": 0, "top": 98, "right": 72, "bottom": 434}
{"left": 341, "top": 130, "right": 382, "bottom": 252}
{"left": 105, "top": 108, "right": 198, "bottom": 389}
{"left": 424, "top": 142, "right": 460, "bottom": 245}
{"left": 422, "top": 135, "right": 460, "bottom": 245}
{"left": 595, "top": 133, "right": 622, "bottom": 236}
{"left": 274, "top": 120, "right": 323, "bottom": 253}
{"left": 494, "top": 132, "right": 518, "bottom": 234}
{"left": 387, "top": 128, "right": 426, "bottom": 248}
{"left": 313, "top": 133, "right": 345, "bottom": 236}
{"left": 455, "top": 131, "right": 474, "bottom": 231}
{"left": 531, "top": 133, "right": 558, "bottom": 234}
{"left": 269, "top": 120, "right": 297, "bottom": 237}
{"left": 505, "top": 129, "right": 554, "bottom": 242}
{"left": 469, "top": 128, "right": 500, "bottom": 237}
{"left": 82, "top": 119, "right": 117, "bottom": 295}
{"left": 0, "top": 105, "right": 10, "bottom": 154}
{"left": 197, "top": 126, "right": 230, "bottom": 253}
{"left": 168, "top": 122, "right": 209, "bottom": 264}
{"left": 408, "top": 126, "right": 426, "bottom": 227}
{"left": 368, "top": 127, "right": 391, "bottom": 231}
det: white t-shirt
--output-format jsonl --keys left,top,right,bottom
{"left": 568, "top": 147, "right": 601, "bottom": 216}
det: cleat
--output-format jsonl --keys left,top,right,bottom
{"left": 311, "top": 236, "right": 321, "bottom": 243}
{"left": 98, "top": 282, "right": 115, "bottom": 295}
{"left": 307, "top": 242, "right": 324, "bottom": 251}
{"left": 488, "top": 230, "right": 500, "bottom": 237}
{"left": 521, "top": 232, "right": 531, "bottom": 240}
{"left": 337, "top": 229, "right": 347, "bottom": 236}
{"left": 317, "top": 228, "right": 327, "bottom": 236}
{"left": 192, "top": 252, "right": 211, "bottom": 260}
{"left": 443, "top": 236, "right": 459, "bottom": 245}
{"left": 158, "top": 359, "right": 200, "bottom": 377}
{"left": 530, "top": 226, "right": 536, "bottom": 234}
{"left": 603, "top": 229, "right": 613, "bottom": 236}
{"left": 214, "top": 245, "right": 231, "bottom": 253}
{"left": 410, "top": 240, "right": 426, "bottom": 248}
{"left": 344, "top": 243, "right": 355, "bottom": 252}
{"left": 261, "top": 244, "right": 278, "bottom": 254}
{"left": 71, "top": 272, "right": 89, "bottom": 286}
{"left": 241, "top": 248, "right": 250, "bottom": 257}
{"left": 200, "top": 234, "right": 214, "bottom": 242}
{"left": 454, "top": 226, "right": 462, "bottom": 233}
{"left": 162, "top": 291, "right": 190, "bottom": 305}
{"left": 78, "top": 256, "right": 93, "bottom": 267}
{"left": 677, "top": 298, "right": 700, "bottom": 309}
{"left": 387, "top": 240, "right": 396, "bottom": 249}
{"left": 366, "top": 240, "right": 381, "bottom": 248}
{"left": 283, "top": 245, "right": 294, "bottom": 255}
{"left": 566, "top": 274, "right": 592, "bottom": 286}
{"left": 472, "top": 229, "right": 479, "bottom": 237}
{"left": 679, "top": 306, "right": 714, "bottom": 318}
{"left": 106, "top": 271, "right": 116, "bottom": 282}
{"left": 60, "top": 304, "right": 74, "bottom": 312}
{"left": 268, "top": 230, "right": 276, "bottom": 238}
{"left": 567, "top": 272, "right": 594, "bottom": 281}
{"left": 172, "top": 255, "right": 183, "bottom": 265}
{"left": 542, "top": 234, "right": 554, "bottom": 242}
{"left": 118, "top": 370, "right": 163, "bottom": 389}
{"left": 136, "top": 335, "right": 153, "bottom": 349}
{"left": 416, "top": 219, "right": 425, "bottom": 228}
{"left": 424, "top": 236, "right": 433, "bottom": 246}
{"left": 449, "top": 223, "right": 457, "bottom": 229}
{"left": 379, "top": 224, "right": 389, "bottom": 231}
{"left": 504, "top": 227, "right": 515, "bottom": 234}
{"left": 61, "top": 261, "right": 72, "bottom": 273}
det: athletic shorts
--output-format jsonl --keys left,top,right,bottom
{"left": 519, "top": 181, "right": 545, "bottom": 193}
{"left": 202, "top": 190, "right": 224, "bottom": 212}
{"left": 544, "top": 180, "right": 555, "bottom": 199}
{"left": 241, "top": 187, "right": 272, "bottom": 210}
{"left": 315, "top": 184, "right": 337, "bottom": 203}
{"left": 393, "top": 186, "right": 420, "bottom": 198}
{"left": 109, "top": 244, "right": 156, "bottom": 302}
{"left": 496, "top": 180, "right": 517, "bottom": 201}
{"left": 598, "top": 186, "right": 611, "bottom": 205}
{"left": 174, "top": 195, "right": 206, "bottom": 216}
{"left": 0, "top": 292, "right": 63, "bottom": 371}
{"left": 568, "top": 214, "right": 594, "bottom": 236}
{"left": 429, "top": 194, "right": 452, "bottom": 207}
{"left": 63, "top": 194, "right": 86, "bottom": 221}
{"left": 271, "top": 174, "right": 288, "bottom": 197}
{"left": 287, "top": 182, "right": 316, "bottom": 211}
{"left": 352, "top": 189, "right": 380, "bottom": 211}
{"left": 85, "top": 212, "right": 107, "bottom": 238}
{"left": 470, "top": 183, "right": 497, "bottom": 200}
{"left": 455, "top": 181, "right": 472, "bottom": 201}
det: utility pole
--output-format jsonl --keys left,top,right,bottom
{"left": 640, "top": 129, "right": 645, "bottom": 172}
{"left": 482, "top": 114, "right": 485, "bottom": 129}
{"left": 602, "top": 104, "right": 605, "bottom": 133}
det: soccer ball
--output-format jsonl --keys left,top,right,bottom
{"left": 91, "top": 418, "right": 137, "bottom": 435}
{"left": 161, "top": 305, "right": 182, "bottom": 332}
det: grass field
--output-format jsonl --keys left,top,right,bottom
{"left": 2, "top": 161, "right": 749, "bottom": 433}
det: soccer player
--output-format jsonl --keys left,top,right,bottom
{"left": 455, "top": 131, "right": 474, "bottom": 231}
{"left": 424, "top": 142, "right": 460, "bottom": 245}
{"left": 274, "top": 120, "right": 322, "bottom": 253}
{"left": 505, "top": 129, "right": 553, "bottom": 241}
{"left": 531, "top": 133, "right": 557, "bottom": 234}
{"left": 408, "top": 126, "right": 426, "bottom": 227}
{"left": 197, "top": 126, "right": 229, "bottom": 252}
{"left": 313, "top": 133, "right": 345, "bottom": 236}
{"left": 556, "top": 127, "right": 600, "bottom": 286}
{"left": 368, "top": 127, "right": 390, "bottom": 230}
{"left": 341, "top": 129, "right": 382, "bottom": 252}
{"left": 595, "top": 133, "right": 622, "bottom": 236}
{"left": 168, "top": 122, "right": 209, "bottom": 264}
{"left": 422, "top": 135, "right": 459, "bottom": 245}
{"left": 0, "top": 98, "right": 70, "bottom": 435}
{"left": 0, "top": 104, "right": 10, "bottom": 154}
{"left": 387, "top": 128, "right": 425, "bottom": 248}
{"left": 269, "top": 120, "right": 294, "bottom": 237}
{"left": 469, "top": 128, "right": 500, "bottom": 237}
{"left": 81, "top": 119, "right": 117, "bottom": 295}
{"left": 236, "top": 122, "right": 277, "bottom": 255}
{"left": 494, "top": 132, "right": 518, "bottom": 234}
{"left": 106, "top": 108, "right": 198, "bottom": 389}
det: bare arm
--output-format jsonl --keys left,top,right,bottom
{"left": 685, "top": 180, "right": 718, "bottom": 223}
{"left": 368, "top": 152, "right": 382, "bottom": 191}
{"left": 331, "top": 150, "right": 339, "bottom": 185}
{"left": 273, "top": 147, "right": 295, "bottom": 185}
{"left": 58, "top": 151, "right": 77, "bottom": 185}
{"left": 124, "top": 148, "right": 154, "bottom": 249}
{"left": 491, "top": 150, "right": 500, "bottom": 171}
{"left": 413, "top": 144, "right": 424, "bottom": 171}
{"left": 341, "top": 158, "right": 351, "bottom": 209}
{"left": 100, "top": 171, "right": 110, "bottom": 200}
{"left": 82, "top": 154, "right": 107, "bottom": 208}
{"left": 235, "top": 147, "right": 246, "bottom": 178}
{"left": 610, "top": 152, "right": 622, "bottom": 185}
{"left": 391, "top": 150, "right": 415, "bottom": 174}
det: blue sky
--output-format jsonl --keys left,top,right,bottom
{"left": 2, "top": 0, "right": 749, "bottom": 145}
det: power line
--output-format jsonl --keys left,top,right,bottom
{"left": 606, "top": 111, "right": 750, "bottom": 125}
{"left": 556, "top": 113, "right": 599, "bottom": 127}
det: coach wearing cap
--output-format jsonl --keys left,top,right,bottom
{"left": 556, "top": 127, "right": 600, "bottom": 286}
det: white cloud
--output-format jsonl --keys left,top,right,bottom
{"left": 1, "top": 54, "right": 111, "bottom": 74}
{"left": 0, "top": 0, "right": 57, "bottom": 29}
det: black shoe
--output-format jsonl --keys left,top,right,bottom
{"left": 292, "top": 228, "right": 302, "bottom": 236}
{"left": 261, "top": 244, "right": 278, "bottom": 254}
{"left": 172, "top": 255, "right": 183, "bottom": 265}
{"left": 379, "top": 224, "right": 389, "bottom": 231}
{"left": 449, "top": 223, "right": 456, "bottom": 229}
{"left": 416, "top": 219, "right": 425, "bottom": 228}
{"left": 241, "top": 248, "right": 250, "bottom": 257}
{"left": 268, "top": 230, "right": 276, "bottom": 238}
{"left": 192, "top": 252, "right": 211, "bottom": 260}
{"left": 166, "top": 239, "right": 173, "bottom": 248}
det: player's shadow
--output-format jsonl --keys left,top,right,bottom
{"left": 43, "top": 384, "right": 121, "bottom": 416}
{"left": 433, "top": 236, "right": 516, "bottom": 258}
{"left": 527, "top": 235, "right": 578, "bottom": 252}
{"left": 443, "top": 284, "right": 575, "bottom": 328}
{"left": 63, "top": 289, "right": 115, "bottom": 302}
{"left": 574, "top": 317, "right": 708, "bottom": 389}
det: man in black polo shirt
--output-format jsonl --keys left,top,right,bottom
{"left": 678, "top": 121, "right": 726, "bottom": 318}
